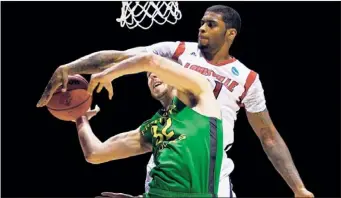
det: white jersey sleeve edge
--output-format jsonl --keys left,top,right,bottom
{"left": 242, "top": 73, "right": 267, "bottom": 113}
{"left": 145, "top": 41, "right": 182, "bottom": 59}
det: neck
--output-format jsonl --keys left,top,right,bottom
{"left": 202, "top": 42, "right": 232, "bottom": 65}
{"left": 159, "top": 93, "right": 173, "bottom": 108}
{"left": 160, "top": 98, "right": 172, "bottom": 108}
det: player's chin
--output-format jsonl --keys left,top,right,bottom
{"left": 152, "top": 89, "right": 168, "bottom": 100}
{"left": 152, "top": 93, "right": 163, "bottom": 100}
{"left": 198, "top": 42, "right": 208, "bottom": 49}
{"left": 153, "top": 84, "right": 166, "bottom": 93}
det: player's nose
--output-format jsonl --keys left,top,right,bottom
{"left": 149, "top": 73, "right": 158, "bottom": 79}
{"left": 199, "top": 24, "right": 207, "bottom": 34}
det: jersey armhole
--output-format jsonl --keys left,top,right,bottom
{"left": 238, "top": 70, "right": 258, "bottom": 107}
{"left": 171, "top": 41, "right": 186, "bottom": 61}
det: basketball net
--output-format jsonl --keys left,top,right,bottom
{"left": 116, "top": 1, "right": 182, "bottom": 30}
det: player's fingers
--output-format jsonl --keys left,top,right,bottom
{"left": 44, "top": 86, "right": 59, "bottom": 103}
{"left": 94, "top": 104, "right": 101, "bottom": 112}
{"left": 61, "top": 70, "right": 69, "bottom": 92}
{"left": 105, "top": 83, "right": 114, "bottom": 100}
{"left": 87, "top": 105, "right": 101, "bottom": 118}
{"left": 87, "top": 112, "right": 97, "bottom": 121}
{"left": 101, "top": 192, "right": 132, "bottom": 198}
{"left": 100, "top": 192, "right": 121, "bottom": 196}
{"left": 97, "top": 83, "right": 104, "bottom": 93}
{"left": 87, "top": 80, "right": 98, "bottom": 95}
{"left": 37, "top": 92, "right": 49, "bottom": 108}
{"left": 36, "top": 80, "right": 62, "bottom": 107}
{"left": 37, "top": 83, "right": 53, "bottom": 107}
{"left": 100, "top": 192, "right": 115, "bottom": 196}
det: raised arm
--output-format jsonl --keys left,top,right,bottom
{"left": 93, "top": 53, "right": 211, "bottom": 97}
{"left": 37, "top": 42, "right": 180, "bottom": 107}
{"left": 58, "top": 41, "right": 179, "bottom": 76}
{"left": 66, "top": 49, "right": 143, "bottom": 75}
{"left": 36, "top": 48, "right": 145, "bottom": 108}
{"left": 76, "top": 116, "right": 151, "bottom": 164}
{"left": 88, "top": 53, "right": 219, "bottom": 117}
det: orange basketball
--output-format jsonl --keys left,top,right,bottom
{"left": 46, "top": 75, "right": 92, "bottom": 121}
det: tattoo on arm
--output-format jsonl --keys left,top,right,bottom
{"left": 67, "top": 51, "right": 120, "bottom": 75}
{"left": 67, "top": 47, "right": 147, "bottom": 75}
{"left": 247, "top": 109, "right": 305, "bottom": 192}
{"left": 261, "top": 128, "right": 304, "bottom": 191}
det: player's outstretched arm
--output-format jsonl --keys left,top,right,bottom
{"left": 65, "top": 47, "right": 148, "bottom": 75}
{"left": 36, "top": 47, "right": 147, "bottom": 108}
{"left": 88, "top": 53, "right": 220, "bottom": 118}
{"left": 88, "top": 53, "right": 219, "bottom": 115}
{"left": 56, "top": 42, "right": 176, "bottom": 76}
{"left": 87, "top": 53, "right": 211, "bottom": 96}
{"left": 242, "top": 76, "right": 313, "bottom": 197}
{"left": 36, "top": 41, "right": 179, "bottom": 107}
{"left": 57, "top": 41, "right": 177, "bottom": 77}
{"left": 246, "top": 109, "right": 313, "bottom": 197}
{"left": 75, "top": 108, "right": 151, "bottom": 164}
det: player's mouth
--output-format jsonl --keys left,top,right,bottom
{"left": 153, "top": 82, "right": 163, "bottom": 88}
{"left": 198, "top": 35, "right": 208, "bottom": 40}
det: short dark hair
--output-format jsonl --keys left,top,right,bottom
{"left": 206, "top": 5, "right": 241, "bottom": 33}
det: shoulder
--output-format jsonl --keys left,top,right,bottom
{"left": 230, "top": 59, "right": 263, "bottom": 88}
{"left": 176, "top": 88, "right": 221, "bottom": 120}
{"left": 177, "top": 41, "right": 200, "bottom": 53}
{"left": 232, "top": 59, "right": 258, "bottom": 76}
{"left": 147, "top": 41, "right": 196, "bottom": 49}
{"left": 173, "top": 93, "right": 221, "bottom": 120}
{"left": 139, "top": 111, "right": 162, "bottom": 132}
{"left": 234, "top": 60, "right": 267, "bottom": 112}
{"left": 169, "top": 41, "right": 199, "bottom": 52}
{"left": 146, "top": 41, "right": 197, "bottom": 59}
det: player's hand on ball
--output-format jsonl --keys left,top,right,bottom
{"left": 36, "top": 65, "right": 69, "bottom": 107}
{"left": 95, "top": 192, "right": 142, "bottom": 198}
{"left": 294, "top": 188, "right": 314, "bottom": 198}
{"left": 85, "top": 104, "right": 101, "bottom": 121}
{"left": 88, "top": 73, "right": 114, "bottom": 100}
{"left": 72, "top": 105, "right": 100, "bottom": 122}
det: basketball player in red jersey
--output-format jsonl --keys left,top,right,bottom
{"left": 36, "top": 5, "right": 313, "bottom": 198}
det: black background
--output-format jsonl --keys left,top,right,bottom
{"left": 1, "top": 1, "right": 340, "bottom": 197}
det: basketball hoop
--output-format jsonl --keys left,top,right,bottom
{"left": 116, "top": 1, "right": 182, "bottom": 30}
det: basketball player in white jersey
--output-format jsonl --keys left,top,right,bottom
{"left": 37, "top": 5, "right": 313, "bottom": 198}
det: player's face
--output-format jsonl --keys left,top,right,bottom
{"left": 198, "top": 12, "right": 227, "bottom": 50}
{"left": 147, "top": 72, "right": 169, "bottom": 100}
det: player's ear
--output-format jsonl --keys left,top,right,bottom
{"left": 225, "top": 28, "right": 237, "bottom": 41}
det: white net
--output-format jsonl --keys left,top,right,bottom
{"left": 116, "top": 1, "right": 182, "bottom": 30}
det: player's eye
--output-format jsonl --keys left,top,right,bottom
{"left": 200, "top": 20, "right": 205, "bottom": 26}
{"left": 207, "top": 21, "right": 216, "bottom": 28}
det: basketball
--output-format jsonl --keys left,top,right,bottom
{"left": 46, "top": 75, "right": 92, "bottom": 121}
